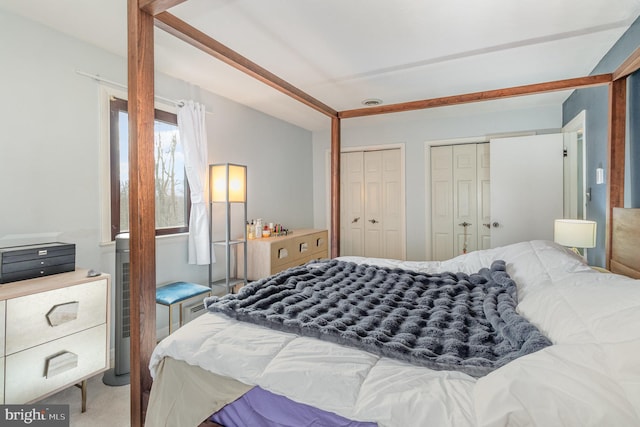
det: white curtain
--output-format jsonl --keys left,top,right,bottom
{"left": 178, "top": 100, "right": 213, "bottom": 264}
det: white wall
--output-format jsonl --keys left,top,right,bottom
{"left": 312, "top": 103, "right": 562, "bottom": 261}
{"left": 0, "top": 9, "right": 314, "bottom": 343}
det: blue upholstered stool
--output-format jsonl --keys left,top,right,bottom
{"left": 156, "top": 282, "right": 211, "bottom": 335}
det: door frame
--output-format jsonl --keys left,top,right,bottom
{"left": 562, "top": 110, "right": 587, "bottom": 220}
{"left": 325, "top": 143, "right": 407, "bottom": 260}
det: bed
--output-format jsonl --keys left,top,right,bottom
{"left": 146, "top": 210, "right": 640, "bottom": 427}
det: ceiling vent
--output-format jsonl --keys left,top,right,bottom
{"left": 361, "top": 98, "right": 383, "bottom": 106}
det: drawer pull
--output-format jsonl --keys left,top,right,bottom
{"left": 46, "top": 301, "right": 80, "bottom": 327}
{"left": 316, "top": 238, "right": 324, "bottom": 247}
{"left": 278, "top": 248, "right": 288, "bottom": 259}
{"left": 45, "top": 351, "right": 78, "bottom": 378}
{"left": 299, "top": 242, "right": 308, "bottom": 253}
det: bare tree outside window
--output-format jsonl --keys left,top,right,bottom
{"left": 110, "top": 97, "right": 190, "bottom": 240}
{"left": 155, "top": 125, "right": 186, "bottom": 229}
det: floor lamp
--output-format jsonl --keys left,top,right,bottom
{"left": 209, "top": 163, "right": 248, "bottom": 294}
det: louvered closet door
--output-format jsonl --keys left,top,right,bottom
{"left": 341, "top": 148, "right": 404, "bottom": 260}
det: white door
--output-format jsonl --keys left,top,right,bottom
{"left": 431, "top": 146, "right": 454, "bottom": 260}
{"left": 380, "top": 149, "right": 402, "bottom": 258}
{"left": 431, "top": 143, "right": 490, "bottom": 260}
{"left": 476, "top": 143, "right": 491, "bottom": 250}
{"left": 490, "top": 134, "right": 564, "bottom": 248}
{"left": 341, "top": 149, "right": 404, "bottom": 259}
{"left": 563, "top": 131, "right": 583, "bottom": 219}
{"left": 563, "top": 132, "right": 577, "bottom": 218}
{"left": 364, "top": 150, "right": 383, "bottom": 257}
{"left": 453, "top": 144, "right": 478, "bottom": 255}
{"left": 341, "top": 152, "right": 364, "bottom": 256}
{"left": 562, "top": 111, "right": 587, "bottom": 220}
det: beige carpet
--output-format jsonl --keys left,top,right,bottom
{"left": 37, "top": 373, "right": 130, "bottom": 427}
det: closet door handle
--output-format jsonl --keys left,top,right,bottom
{"left": 483, "top": 223, "right": 491, "bottom": 229}
{"left": 368, "top": 219, "right": 379, "bottom": 224}
{"left": 458, "top": 222, "right": 472, "bottom": 227}
{"left": 352, "top": 217, "right": 360, "bottom": 223}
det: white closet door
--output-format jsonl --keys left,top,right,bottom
{"left": 364, "top": 151, "right": 383, "bottom": 257}
{"left": 477, "top": 143, "right": 491, "bottom": 250}
{"left": 340, "top": 148, "right": 404, "bottom": 259}
{"left": 453, "top": 144, "right": 478, "bottom": 255}
{"left": 340, "top": 152, "right": 365, "bottom": 256}
{"left": 431, "top": 146, "right": 454, "bottom": 260}
{"left": 490, "top": 134, "right": 563, "bottom": 248}
{"left": 380, "top": 149, "right": 402, "bottom": 259}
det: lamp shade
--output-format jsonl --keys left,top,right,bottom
{"left": 553, "top": 219, "right": 597, "bottom": 248}
{"left": 210, "top": 163, "right": 246, "bottom": 203}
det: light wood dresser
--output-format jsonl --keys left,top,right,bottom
{"left": 0, "top": 269, "right": 110, "bottom": 408}
{"left": 239, "top": 229, "right": 328, "bottom": 281}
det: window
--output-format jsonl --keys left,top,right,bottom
{"left": 109, "top": 97, "right": 190, "bottom": 241}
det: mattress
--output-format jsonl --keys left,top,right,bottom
{"left": 147, "top": 240, "right": 640, "bottom": 427}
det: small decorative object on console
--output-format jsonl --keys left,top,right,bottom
{"left": 0, "top": 242, "right": 76, "bottom": 284}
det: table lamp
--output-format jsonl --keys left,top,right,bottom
{"left": 553, "top": 219, "right": 597, "bottom": 256}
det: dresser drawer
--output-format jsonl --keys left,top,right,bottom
{"left": 291, "top": 231, "right": 328, "bottom": 262}
{"left": 311, "top": 231, "right": 328, "bottom": 257}
{"left": 5, "top": 324, "right": 107, "bottom": 403}
{"left": 5, "top": 279, "right": 107, "bottom": 354}
{"left": 269, "top": 239, "right": 298, "bottom": 270}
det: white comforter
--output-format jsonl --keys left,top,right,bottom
{"left": 150, "top": 240, "right": 640, "bottom": 427}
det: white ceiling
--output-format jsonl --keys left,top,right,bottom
{"left": 3, "top": 0, "right": 640, "bottom": 131}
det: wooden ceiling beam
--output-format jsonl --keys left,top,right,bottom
{"left": 139, "top": 0, "right": 188, "bottom": 16}
{"left": 154, "top": 12, "right": 338, "bottom": 118}
{"left": 613, "top": 45, "right": 640, "bottom": 80}
{"left": 339, "top": 74, "right": 613, "bottom": 119}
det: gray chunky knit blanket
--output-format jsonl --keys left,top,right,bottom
{"left": 205, "top": 259, "right": 551, "bottom": 377}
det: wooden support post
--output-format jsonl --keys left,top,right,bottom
{"left": 127, "top": 1, "right": 157, "bottom": 426}
{"left": 330, "top": 117, "right": 341, "bottom": 258}
{"left": 606, "top": 78, "right": 627, "bottom": 269}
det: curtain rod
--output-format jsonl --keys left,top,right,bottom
{"left": 75, "top": 70, "right": 184, "bottom": 107}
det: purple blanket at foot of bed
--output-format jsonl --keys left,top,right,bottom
{"left": 210, "top": 386, "right": 377, "bottom": 427}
